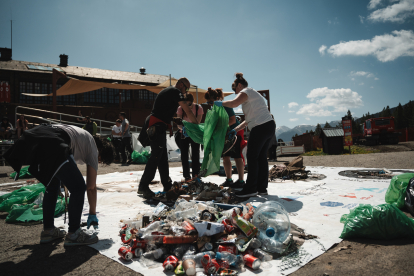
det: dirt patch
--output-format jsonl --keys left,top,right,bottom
{"left": 359, "top": 141, "right": 414, "bottom": 153}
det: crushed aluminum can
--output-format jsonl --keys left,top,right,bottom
{"left": 130, "top": 239, "right": 146, "bottom": 249}
{"left": 201, "top": 254, "right": 219, "bottom": 274}
{"left": 118, "top": 246, "right": 133, "bottom": 261}
{"left": 200, "top": 242, "right": 213, "bottom": 252}
{"left": 163, "top": 255, "right": 179, "bottom": 271}
{"left": 243, "top": 254, "right": 261, "bottom": 270}
{"left": 218, "top": 245, "right": 237, "bottom": 255}
{"left": 133, "top": 248, "right": 143, "bottom": 258}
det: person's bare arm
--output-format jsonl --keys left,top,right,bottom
{"left": 86, "top": 165, "right": 97, "bottom": 215}
{"left": 233, "top": 121, "right": 247, "bottom": 133}
{"left": 122, "top": 122, "right": 129, "bottom": 136}
{"left": 196, "top": 112, "right": 203, "bottom": 124}
{"left": 179, "top": 102, "right": 199, "bottom": 124}
{"left": 222, "top": 93, "right": 248, "bottom": 108}
{"left": 229, "top": 115, "right": 236, "bottom": 127}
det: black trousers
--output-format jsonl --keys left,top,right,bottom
{"left": 269, "top": 145, "right": 277, "bottom": 160}
{"left": 245, "top": 120, "right": 276, "bottom": 193}
{"left": 43, "top": 156, "right": 86, "bottom": 233}
{"left": 121, "top": 137, "right": 133, "bottom": 162}
{"left": 139, "top": 125, "right": 170, "bottom": 190}
{"left": 112, "top": 138, "right": 122, "bottom": 160}
{"left": 180, "top": 137, "right": 200, "bottom": 178}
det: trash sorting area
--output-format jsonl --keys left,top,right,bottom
{"left": 268, "top": 157, "right": 326, "bottom": 182}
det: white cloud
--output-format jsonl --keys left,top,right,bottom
{"left": 368, "top": 0, "right": 414, "bottom": 23}
{"left": 289, "top": 118, "right": 299, "bottom": 122}
{"left": 360, "top": 15, "right": 365, "bottom": 23}
{"left": 283, "top": 106, "right": 285, "bottom": 109}
{"left": 350, "top": 71, "right": 375, "bottom": 78}
{"left": 297, "top": 87, "right": 364, "bottom": 117}
{"left": 288, "top": 110, "right": 295, "bottom": 113}
{"left": 319, "top": 45, "right": 327, "bottom": 56}
{"left": 371, "top": 86, "right": 375, "bottom": 88}
{"left": 351, "top": 78, "right": 355, "bottom": 81}
{"left": 288, "top": 102, "right": 299, "bottom": 108}
{"left": 329, "top": 68, "right": 339, "bottom": 73}
{"left": 375, "top": 77, "right": 380, "bottom": 80}
{"left": 234, "top": 107, "right": 242, "bottom": 113}
{"left": 305, "top": 117, "right": 311, "bottom": 121}
{"left": 326, "top": 30, "right": 414, "bottom": 62}
{"left": 359, "top": 82, "right": 365, "bottom": 85}
{"left": 368, "top": 0, "right": 383, "bottom": 10}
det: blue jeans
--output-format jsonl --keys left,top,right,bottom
{"left": 245, "top": 120, "right": 276, "bottom": 192}
{"left": 43, "top": 156, "right": 86, "bottom": 233}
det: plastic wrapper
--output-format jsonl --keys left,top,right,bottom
{"left": 193, "top": 221, "right": 225, "bottom": 236}
{"left": 231, "top": 210, "right": 258, "bottom": 239}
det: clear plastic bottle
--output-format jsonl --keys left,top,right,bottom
{"left": 215, "top": 252, "right": 238, "bottom": 266}
{"left": 138, "top": 221, "right": 163, "bottom": 237}
{"left": 184, "top": 251, "right": 215, "bottom": 267}
{"left": 253, "top": 248, "right": 273, "bottom": 261}
{"left": 172, "top": 244, "right": 193, "bottom": 258}
{"left": 261, "top": 238, "right": 284, "bottom": 254}
{"left": 249, "top": 238, "right": 262, "bottom": 249}
{"left": 173, "top": 208, "right": 198, "bottom": 220}
{"left": 143, "top": 248, "right": 167, "bottom": 259}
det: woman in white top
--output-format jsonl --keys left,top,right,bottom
{"left": 215, "top": 73, "right": 275, "bottom": 197}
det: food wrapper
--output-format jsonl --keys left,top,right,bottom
{"left": 174, "top": 262, "right": 185, "bottom": 275}
{"left": 216, "top": 268, "right": 238, "bottom": 275}
{"left": 231, "top": 210, "right": 258, "bottom": 239}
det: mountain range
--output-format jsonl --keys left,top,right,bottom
{"left": 276, "top": 120, "right": 340, "bottom": 142}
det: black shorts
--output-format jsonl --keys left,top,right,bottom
{"left": 224, "top": 134, "right": 242, "bottom": 159}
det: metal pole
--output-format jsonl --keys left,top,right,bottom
{"left": 100, "top": 121, "right": 102, "bottom": 135}
{"left": 196, "top": 86, "right": 198, "bottom": 104}
{"left": 10, "top": 20, "right": 12, "bottom": 51}
{"left": 59, "top": 114, "right": 61, "bottom": 123}
{"left": 169, "top": 74, "right": 171, "bottom": 86}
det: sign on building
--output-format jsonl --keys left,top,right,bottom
{"left": 342, "top": 118, "right": 353, "bottom": 146}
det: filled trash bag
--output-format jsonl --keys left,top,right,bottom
{"left": 404, "top": 177, "right": 414, "bottom": 216}
{"left": 6, "top": 196, "right": 66, "bottom": 223}
{"left": 9, "top": 166, "right": 32, "bottom": 179}
{"left": 0, "top": 183, "right": 45, "bottom": 212}
{"left": 183, "top": 105, "right": 229, "bottom": 176}
{"left": 385, "top": 173, "right": 414, "bottom": 209}
{"left": 339, "top": 204, "right": 414, "bottom": 240}
{"left": 131, "top": 150, "right": 151, "bottom": 164}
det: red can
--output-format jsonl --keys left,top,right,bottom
{"left": 121, "top": 234, "right": 133, "bottom": 244}
{"left": 243, "top": 254, "right": 261, "bottom": 270}
{"left": 130, "top": 239, "right": 146, "bottom": 249}
{"left": 119, "top": 224, "right": 128, "bottom": 234}
{"left": 244, "top": 249, "right": 255, "bottom": 256}
{"left": 218, "top": 245, "right": 237, "bottom": 255}
{"left": 181, "top": 221, "right": 197, "bottom": 235}
{"left": 222, "top": 219, "right": 235, "bottom": 233}
{"left": 163, "top": 255, "right": 179, "bottom": 271}
{"left": 216, "top": 260, "right": 230, "bottom": 269}
{"left": 201, "top": 254, "right": 219, "bottom": 274}
{"left": 118, "top": 246, "right": 133, "bottom": 261}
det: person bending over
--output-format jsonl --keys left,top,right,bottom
{"left": 176, "top": 93, "right": 203, "bottom": 180}
{"left": 5, "top": 124, "right": 114, "bottom": 246}
{"left": 215, "top": 73, "right": 275, "bottom": 197}
{"left": 119, "top": 112, "right": 134, "bottom": 164}
{"left": 138, "top": 77, "right": 199, "bottom": 199}
{"left": 205, "top": 87, "right": 246, "bottom": 190}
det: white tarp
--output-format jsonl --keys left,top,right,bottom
{"left": 52, "top": 166, "right": 413, "bottom": 276}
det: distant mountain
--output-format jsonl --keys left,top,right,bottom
{"left": 317, "top": 120, "right": 341, "bottom": 127}
{"left": 276, "top": 126, "right": 290, "bottom": 137}
{"left": 277, "top": 124, "right": 316, "bottom": 142}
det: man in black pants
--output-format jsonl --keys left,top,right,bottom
{"left": 138, "top": 78, "right": 199, "bottom": 199}
{"left": 119, "top": 112, "right": 133, "bottom": 164}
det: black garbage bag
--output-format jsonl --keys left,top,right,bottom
{"left": 405, "top": 177, "right": 414, "bottom": 216}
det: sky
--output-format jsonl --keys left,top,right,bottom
{"left": 0, "top": 0, "right": 413, "bottom": 128}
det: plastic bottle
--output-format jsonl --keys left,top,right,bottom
{"left": 184, "top": 251, "right": 215, "bottom": 267}
{"left": 172, "top": 244, "right": 195, "bottom": 258}
{"left": 249, "top": 238, "right": 262, "bottom": 249}
{"left": 215, "top": 252, "right": 238, "bottom": 266}
{"left": 138, "top": 221, "right": 163, "bottom": 238}
{"left": 173, "top": 208, "right": 198, "bottom": 220}
{"left": 143, "top": 248, "right": 167, "bottom": 260}
{"left": 261, "top": 238, "right": 284, "bottom": 254}
{"left": 183, "top": 245, "right": 197, "bottom": 257}
{"left": 253, "top": 248, "right": 273, "bottom": 261}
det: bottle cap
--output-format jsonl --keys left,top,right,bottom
{"left": 266, "top": 227, "right": 276, "bottom": 237}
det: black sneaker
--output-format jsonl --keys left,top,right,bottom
{"left": 142, "top": 189, "right": 155, "bottom": 199}
{"left": 258, "top": 190, "right": 268, "bottom": 195}
{"left": 235, "top": 188, "right": 258, "bottom": 198}
{"left": 220, "top": 179, "right": 234, "bottom": 187}
{"left": 230, "top": 180, "right": 245, "bottom": 191}
{"left": 163, "top": 182, "right": 173, "bottom": 192}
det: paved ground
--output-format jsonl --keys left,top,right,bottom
{"left": 1, "top": 146, "right": 414, "bottom": 275}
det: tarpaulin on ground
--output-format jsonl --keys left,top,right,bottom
{"left": 0, "top": 183, "right": 45, "bottom": 212}
{"left": 9, "top": 166, "right": 32, "bottom": 179}
{"left": 183, "top": 105, "right": 229, "bottom": 176}
{"left": 385, "top": 173, "right": 414, "bottom": 209}
{"left": 50, "top": 166, "right": 414, "bottom": 276}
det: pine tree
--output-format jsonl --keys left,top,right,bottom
{"left": 402, "top": 101, "right": 414, "bottom": 128}
{"left": 324, "top": 121, "right": 332, "bottom": 128}
{"left": 315, "top": 123, "right": 322, "bottom": 136}
{"left": 393, "top": 103, "right": 404, "bottom": 129}
{"left": 384, "top": 106, "right": 392, "bottom": 117}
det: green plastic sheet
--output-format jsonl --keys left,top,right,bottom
{"left": 131, "top": 150, "right": 151, "bottom": 164}
{"left": 0, "top": 183, "right": 45, "bottom": 212}
{"left": 6, "top": 196, "right": 66, "bottom": 223}
{"left": 10, "top": 166, "right": 32, "bottom": 179}
{"left": 339, "top": 204, "right": 414, "bottom": 240}
{"left": 183, "top": 105, "right": 229, "bottom": 176}
{"left": 385, "top": 173, "right": 414, "bottom": 209}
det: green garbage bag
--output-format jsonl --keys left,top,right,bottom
{"left": 10, "top": 166, "right": 32, "bottom": 179}
{"left": 131, "top": 150, "right": 151, "bottom": 164}
{"left": 385, "top": 173, "right": 414, "bottom": 209}
{"left": 6, "top": 196, "right": 66, "bottom": 223}
{"left": 183, "top": 105, "right": 229, "bottom": 176}
{"left": 0, "top": 183, "right": 45, "bottom": 212}
{"left": 339, "top": 204, "right": 414, "bottom": 240}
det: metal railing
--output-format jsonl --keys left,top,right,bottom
{"left": 15, "top": 106, "right": 142, "bottom": 135}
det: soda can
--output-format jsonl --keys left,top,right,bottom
{"left": 201, "top": 242, "right": 213, "bottom": 252}
{"left": 218, "top": 245, "right": 237, "bottom": 255}
{"left": 217, "top": 260, "right": 230, "bottom": 269}
{"left": 118, "top": 246, "right": 133, "bottom": 261}
{"left": 244, "top": 249, "right": 255, "bottom": 256}
{"left": 133, "top": 248, "right": 143, "bottom": 258}
{"left": 201, "top": 254, "right": 219, "bottom": 274}
{"left": 222, "top": 219, "right": 235, "bottom": 233}
{"left": 163, "top": 255, "right": 179, "bottom": 271}
{"left": 182, "top": 221, "right": 197, "bottom": 235}
{"left": 119, "top": 224, "right": 128, "bottom": 234}
{"left": 130, "top": 239, "right": 146, "bottom": 249}
{"left": 243, "top": 254, "right": 261, "bottom": 270}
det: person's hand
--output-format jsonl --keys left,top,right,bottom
{"left": 214, "top": 101, "right": 223, "bottom": 107}
{"left": 182, "top": 127, "right": 189, "bottom": 138}
{"left": 228, "top": 129, "right": 236, "bottom": 140}
{"left": 87, "top": 214, "right": 99, "bottom": 229}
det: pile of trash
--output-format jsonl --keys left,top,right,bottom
{"left": 269, "top": 157, "right": 310, "bottom": 181}
{"left": 117, "top": 199, "right": 292, "bottom": 275}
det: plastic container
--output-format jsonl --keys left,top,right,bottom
{"left": 172, "top": 208, "right": 198, "bottom": 220}
{"left": 138, "top": 221, "right": 163, "bottom": 238}
{"left": 143, "top": 248, "right": 167, "bottom": 259}
{"left": 252, "top": 201, "right": 290, "bottom": 253}
{"left": 215, "top": 252, "right": 238, "bottom": 266}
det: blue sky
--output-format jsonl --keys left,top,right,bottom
{"left": 1, "top": 0, "right": 413, "bottom": 128}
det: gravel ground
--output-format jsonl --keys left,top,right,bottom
{"left": 1, "top": 146, "right": 414, "bottom": 276}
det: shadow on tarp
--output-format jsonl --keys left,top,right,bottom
{"left": 247, "top": 195, "right": 304, "bottom": 213}
{"left": 343, "top": 237, "right": 414, "bottom": 247}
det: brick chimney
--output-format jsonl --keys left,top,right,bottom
{"left": 59, "top": 54, "right": 68, "bottom": 67}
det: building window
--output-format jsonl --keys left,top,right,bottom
{"left": 19, "top": 82, "right": 26, "bottom": 103}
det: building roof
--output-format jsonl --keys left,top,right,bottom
{"left": 322, "top": 128, "right": 344, "bottom": 137}
{"left": 0, "top": 60, "right": 169, "bottom": 85}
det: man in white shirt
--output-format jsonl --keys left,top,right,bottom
{"left": 112, "top": 119, "right": 123, "bottom": 162}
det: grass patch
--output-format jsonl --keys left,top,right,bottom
{"left": 302, "top": 146, "right": 379, "bottom": 156}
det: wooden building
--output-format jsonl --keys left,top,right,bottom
{"left": 320, "top": 128, "right": 344, "bottom": 155}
